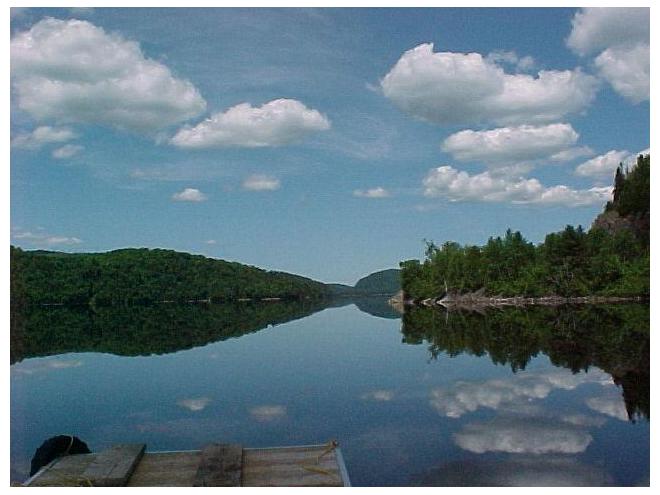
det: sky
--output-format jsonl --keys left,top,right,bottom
{"left": 9, "top": 6, "right": 650, "bottom": 284}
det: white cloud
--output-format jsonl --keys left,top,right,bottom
{"left": 454, "top": 417, "right": 593, "bottom": 454}
{"left": 566, "top": 8, "right": 649, "bottom": 56}
{"left": 567, "top": 8, "right": 649, "bottom": 103}
{"left": 12, "top": 228, "right": 82, "bottom": 246}
{"left": 11, "top": 18, "right": 206, "bottom": 132}
{"left": 177, "top": 397, "right": 211, "bottom": 412}
{"left": 575, "top": 148, "right": 649, "bottom": 179}
{"left": 172, "top": 188, "right": 208, "bottom": 202}
{"left": 361, "top": 389, "right": 395, "bottom": 401}
{"left": 423, "top": 166, "right": 612, "bottom": 207}
{"left": 353, "top": 187, "right": 390, "bottom": 198}
{"left": 11, "top": 126, "right": 77, "bottom": 149}
{"left": 52, "top": 144, "right": 84, "bottom": 159}
{"left": 430, "top": 369, "right": 612, "bottom": 419}
{"left": 242, "top": 174, "right": 281, "bottom": 191}
{"left": 171, "top": 99, "right": 330, "bottom": 149}
{"left": 205, "top": 239, "right": 217, "bottom": 245}
{"left": 249, "top": 405, "right": 287, "bottom": 422}
{"left": 561, "top": 414, "right": 607, "bottom": 428}
{"left": 575, "top": 149, "right": 630, "bottom": 178}
{"left": 586, "top": 395, "right": 629, "bottom": 421}
{"left": 549, "top": 146, "right": 594, "bottom": 162}
{"left": 594, "top": 44, "right": 649, "bottom": 104}
{"left": 442, "top": 124, "right": 579, "bottom": 164}
{"left": 380, "top": 43, "right": 598, "bottom": 126}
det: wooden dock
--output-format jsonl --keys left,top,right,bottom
{"left": 23, "top": 442, "right": 351, "bottom": 487}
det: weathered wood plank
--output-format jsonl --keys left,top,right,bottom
{"left": 243, "top": 452, "right": 335, "bottom": 465}
{"left": 128, "top": 452, "right": 200, "bottom": 487}
{"left": 244, "top": 470, "right": 343, "bottom": 487}
{"left": 27, "top": 453, "right": 96, "bottom": 486}
{"left": 81, "top": 443, "right": 145, "bottom": 486}
{"left": 242, "top": 446, "right": 342, "bottom": 487}
{"left": 244, "top": 447, "right": 337, "bottom": 463}
{"left": 192, "top": 443, "right": 243, "bottom": 487}
{"left": 27, "top": 443, "right": 348, "bottom": 487}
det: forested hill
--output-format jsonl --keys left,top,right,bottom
{"left": 354, "top": 269, "right": 401, "bottom": 295}
{"left": 400, "top": 154, "right": 650, "bottom": 300}
{"left": 10, "top": 247, "right": 330, "bottom": 307}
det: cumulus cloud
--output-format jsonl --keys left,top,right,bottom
{"left": 586, "top": 395, "right": 629, "bottom": 421}
{"left": 10, "top": 18, "right": 206, "bottom": 132}
{"left": 170, "top": 99, "right": 330, "bottom": 149}
{"left": 454, "top": 417, "right": 593, "bottom": 454}
{"left": 575, "top": 149, "right": 630, "bottom": 178}
{"left": 430, "top": 369, "right": 612, "bottom": 418}
{"left": 242, "top": 174, "right": 281, "bottom": 191}
{"left": 12, "top": 228, "right": 82, "bottom": 246}
{"left": 442, "top": 123, "right": 579, "bottom": 164}
{"left": 566, "top": 8, "right": 649, "bottom": 56}
{"left": 380, "top": 43, "right": 598, "bottom": 126}
{"left": 249, "top": 405, "right": 287, "bottom": 422}
{"left": 423, "top": 166, "right": 612, "bottom": 207}
{"left": 594, "top": 44, "right": 649, "bottom": 103}
{"left": 11, "top": 126, "right": 77, "bottom": 149}
{"left": 177, "top": 397, "right": 211, "bottom": 412}
{"left": 353, "top": 187, "right": 391, "bottom": 198}
{"left": 567, "top": 8, "right": 649, "bottom": 103}
{"left": 52, "top": 144, "right": 84, "bottom": 159}
{"left": 172, "top": 188, "right": 208, "bottom": 202}
{"left": 561, "top": 414, "right": 607, "bottom": 428}
{"left": 575, "top": 148, "right": 648, "bottom": 178}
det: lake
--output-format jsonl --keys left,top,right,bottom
{"left": 10, "top": 299, "right": 649, "bottom": 486}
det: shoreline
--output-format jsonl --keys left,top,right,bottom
{"left": 389, "top": 291, "right": 648, "bottom": 310}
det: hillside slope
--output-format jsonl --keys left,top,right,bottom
{"left": 354, "top": 269, "right": 401, "bottom": 295}
{"left": 10, "top": 247, "right": 330, "bottom": 307}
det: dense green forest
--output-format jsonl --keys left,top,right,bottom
{"left": 354, "top": 269, "right": 401, "bottom": 295}
{"left": 326, "top": 269, "right": 401, "bottom": 297}
{"left": 402, "top": 304, "right": 649, "bottom": 421}
{"left": 10, "top": 300, "right": 329, "bottom": 363}
{"left": 10, "top": 247, "right": 331, "bottom": 307}
{"left": 400, "top": 154, "right": 650, "bottom": 299}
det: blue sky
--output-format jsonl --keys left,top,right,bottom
{"left": 10, "top": 7, "right": 650, "bottom": 284}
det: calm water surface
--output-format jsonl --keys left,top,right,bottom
{"left": 10, "top": 300, "right": 649, "bottom": 486}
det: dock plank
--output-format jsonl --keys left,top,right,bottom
{"left": 243, "top": 445, "right": 343, "bottom": 487}
{"left": 28, "top": 453, "right": 96, "bottom": 486}
{"left": 81, "top": 443, "right": 145, "bottom": 486}
{"left": 128, "top": 452, "right": 200, "bottom": 487}
{"left": 193, "top": 443, "right": 243, "bottom": 487}
{"left": 27, "top": 442, "right": 348, "bottom": 487}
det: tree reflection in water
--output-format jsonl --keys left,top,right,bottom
{"left": 401, "top": 304, "right": 649, "bottom": 422}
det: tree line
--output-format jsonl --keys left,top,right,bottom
{"left": 400, "top": 154, "right": 650, "bottom": 300}
{"left": 10, "top": 247, "right": 331, "bottom": 307}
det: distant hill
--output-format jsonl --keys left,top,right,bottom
{"left": 326, "top": 283, "right": 358, "bottom": 296}
{"left": 10, "top": 246, "right": 331, "bottom": 307}
{"left": 354, "top": 269, "right": 401, "bottom": 295}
